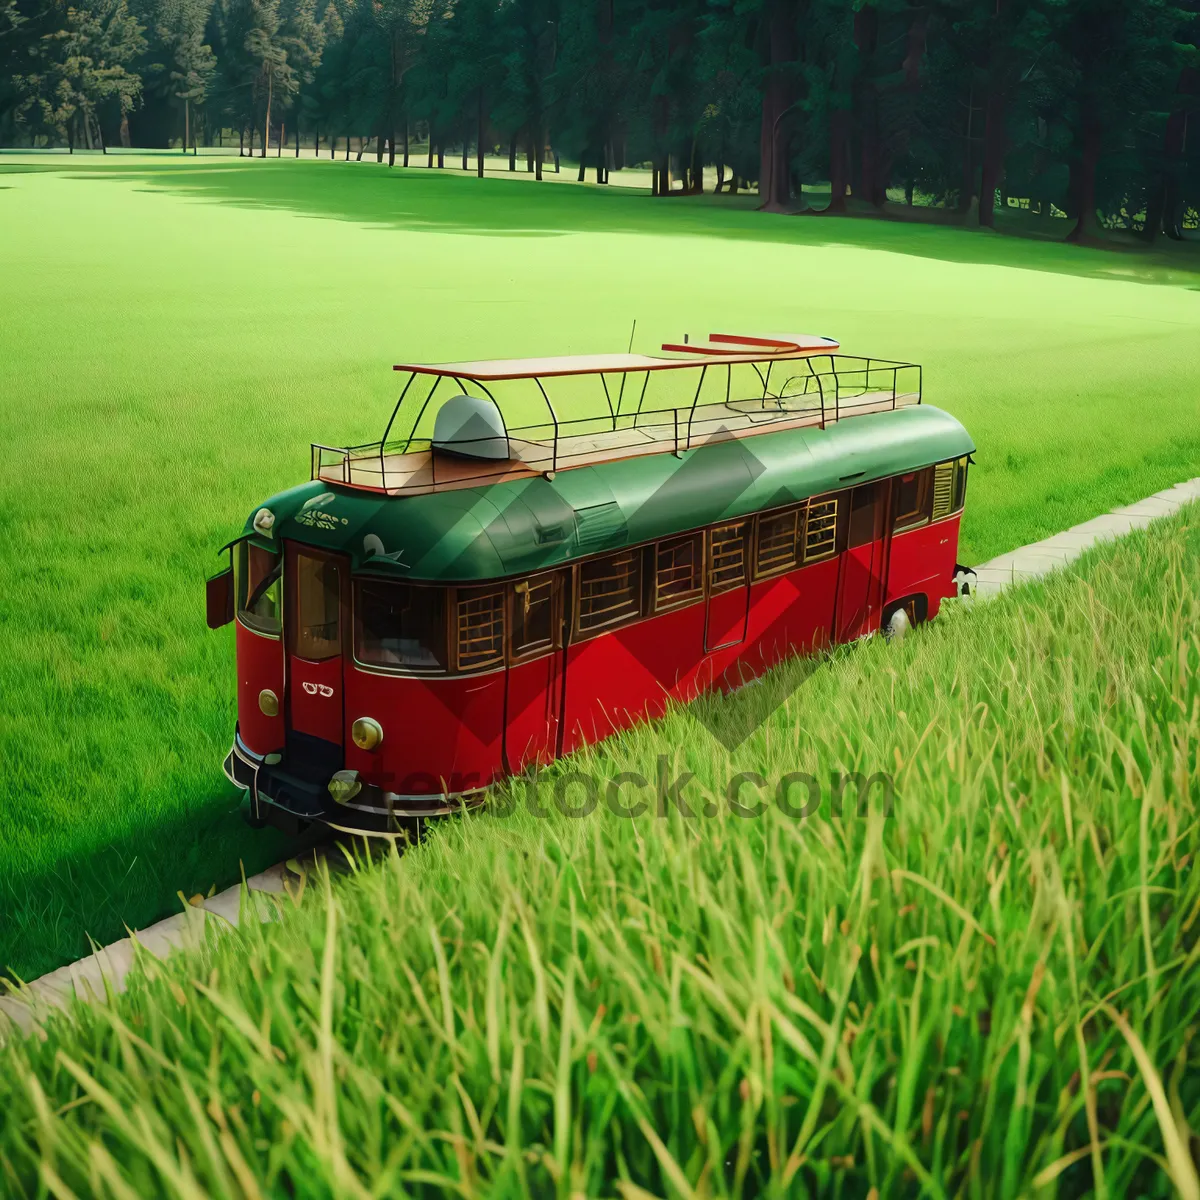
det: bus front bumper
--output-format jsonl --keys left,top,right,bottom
{"left": 223, "top": 728, "right": 485, "bottom": 834}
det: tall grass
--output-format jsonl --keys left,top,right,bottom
{"left": 2, "top": 508, "right": 1197, "bottom": 1197}
{"left": 4, "top": 157, "right": 1200, "bottom": 982}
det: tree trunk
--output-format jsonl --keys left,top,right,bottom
{"left": 509, "top": 134, "right": 517, "bottom": 170}
{"left": 184, "top": 97, "right": 190, "bottom": 154}
{"left": 355, "top": 136, "right": 364, "bottom": 161}
{"left": 978, "top": 86, "right": 1006, "bottom": 229}
{"left": 826, "top": 108, "right": 851, "bottom": 213}
{"left": 461, "top": 133, "right": 468, "bottom": 171}
{"left": 96, "top": 112, "right": 106, "bottom": 154}
{"left": 437, "top": 142, "right": 444, "bottom": 168}
{"left": 1143, "top": 67, "right": 1197, "bottom": 242}
{"left": 346, "top": 136, "right": 351, "bottom": 161}
{"left": 578, "top": 154, "right": 586, "bottom": 182}
{"left": 757, "top": 0, "right": 798, "bottom": 211}
{"left": 715, "top": 162, "right": 725, "bottom": 193}
{"left": 314, "top": 128, "right": 319, "bottom": 157}
{"left": 525, "top": 134, "right": 534, "bottom": 172}
{"left": 1066, "top": 114, "right": 1102, "bottom": 243}
{"left": 554, "top": 150, "right": 560, "bottom": 173}
{"left": 477, "top": 90, "right": 485, "bottom": 177}
{"left": 535, "top": 130, "right": 543, "bottom": 181}
{"left": 403, "top": 118, "right": 409, "bottom": 167}
{"left": 262, "top": 73, "right": 271, "bottom": 159}
{"left": 239, "top": 126, "right": 244, "bottom": 157}
{"left": 278, "top": 123, "right": 284, "bottom": 157}
{"left": 854, "top": 5, "right": 885, "bottom": 207}
{"left": 295, "top": 125, "right": 300, "bottom": 157}
{"left": 729, "top": 173, "right": 738, "bottom": 195}
{"left": 120, "top": 113, "right": 131, "bottom": 148}
{"left": 959, "top": 86, "right": 978, "bottom": 217}
{"left": 905, "top": 179, "right": 914, "bottom": 206}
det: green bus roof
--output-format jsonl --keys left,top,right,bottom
{"left": 239, "top": 404, "right": 974, "bottom": 582}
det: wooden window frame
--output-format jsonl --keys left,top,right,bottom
{"left": 753, "top": 503, "right": 806, "bottom": 580}
{"left": 653, "top": 532, "right": 705, "bottom": 612}
{"left": 509, "top": 573, "right": 563, "bottom": 663}
{"left": 454, "top": 585, "right": 507, "bottom": 673}
{"left": 803, "top": 495, "right": 840, "bottom": 563}
{"left": 573, "top": 548, "right": 645, "bottom": 640}
{"left": 708, "top": 521, "right": 750, "bottom": 594}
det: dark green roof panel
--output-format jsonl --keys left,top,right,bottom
{"left": 243, "top": 405, "right": 973, "bottom": 582}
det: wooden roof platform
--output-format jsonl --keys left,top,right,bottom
{"left": 317, "top": 389, "right": 912, "bottom": 496}
{"left": 393, "top": 333, "right": 841, "bottom": 381}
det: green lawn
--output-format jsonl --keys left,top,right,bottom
{"left": 1, "top": 153, "right": 1198, "bottom": 984}
{"left": 2, "top": 506, "right": 1197, "bottom": 1197}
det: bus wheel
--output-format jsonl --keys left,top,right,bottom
{"left": 884, "top": 595, "right": 926, "bottom": 641}
{"left": 885, "top": 607, "right": 911, "bottom": 642}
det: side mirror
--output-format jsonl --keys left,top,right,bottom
{"left": 206, "top": 568, "right": 235, "bottom": 629}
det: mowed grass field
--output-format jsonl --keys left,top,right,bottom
{"left": 1, "top": 153, "right": 1199, "bottom": 985}
{"left": 1, "top": 506, "right": 1197, "bottom": 1197}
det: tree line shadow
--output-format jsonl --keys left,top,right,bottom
{"left": 16, "top": 155, "right": 1200, "bottom": 288}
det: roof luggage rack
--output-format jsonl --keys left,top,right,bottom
{"left": 311, "top": 333, "right": 922, "bottom": 496}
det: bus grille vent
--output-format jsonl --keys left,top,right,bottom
{"left": 931, "top": 462, "right": 955, "bottom": 521}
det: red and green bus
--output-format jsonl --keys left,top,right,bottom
{"left": 208, "top": 333, "right": 974, "bottom": 833}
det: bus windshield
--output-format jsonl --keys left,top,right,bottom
{"left": 237, "top": 542, "right": 282, "bottom": 636}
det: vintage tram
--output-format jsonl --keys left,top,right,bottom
{"left": 208, "top": 333, "right": 974, "bottom": 832}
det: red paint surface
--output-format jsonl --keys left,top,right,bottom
{"left": 235, "top": 621, "right": 284, "bottom": 755}
{"left": 505, "top": 650, "right": 565, "bottom": 772}
{"left": 342, "top": 668, "right": 506, "bottom": 795}
{"left": 705, "top": 586, "right": 750, "bottom": 653}
{"left": 886, "top": 513, "right": 962, "bottom": 618}
{"left": 232, "top": 500, "right": 967, "bottom": 795}
{"left": 287, "top": 654, "right": 344, "bottom": 745}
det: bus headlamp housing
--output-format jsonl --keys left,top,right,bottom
{"left": 352, "top": 717, "right": 383, "bottom": 751}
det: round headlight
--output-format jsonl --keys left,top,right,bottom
{"left": 259, "top": 689, "right": 279, "bottom": 717}
{"left": 253, "top": 508, "right": 276, "bottom": 535}
{"left": 352, "top": 716, "right": 383, "bottom": 750}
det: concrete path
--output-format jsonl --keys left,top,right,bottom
{"left": 3, "top": 477, "right": 1197, "bottom": 1041}
{"left": 0, "top": 862, "right": 304, "bottom": 1038}
{"left": 966, "top": 478, "right": 1200, "bottom": 598}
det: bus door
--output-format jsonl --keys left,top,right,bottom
{"left": 504, "top": 571, "right": 567, "bottom": 773}
{"left": 284, "top": 543, "right": 349, "bottom": 752}
{"left": 835, "top": 482, "right": 890, "bottom": 641}
{"left": 704, "top": 520, "right": 751, "bottom": 654}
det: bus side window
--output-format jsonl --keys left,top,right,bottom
{"left": 456, "top": 586, "right": 506, "bottom": 671}
{"left": 952, "top": 457, "right": 969, "bottom": 512}
{"left": 803, "top": 495, "right": 840, "bottom": 562}
{"left": 754, "top": 505, "right": 804, "bottom": 578}
{"left": 654, "top": 533, "right": 704, "bottom": 610}
{"left": 355, "top": 580, "right": 447, "bottom": 672}
{"left": 510, "top": 574, "right": 561, "bottom": 659}
{"left": 893, "top": 469, "right": 933, "bottom": 532}
{"left": 708, "top": 521, "right": 750, "bottom": 593}
{"left": 576, "top": 550, "right": 643, "bottom": 636}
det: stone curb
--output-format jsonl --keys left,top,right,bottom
{"left": 0, "top": 864, "right": 294, "bottom": 1038}
{"left": 963, "top": 478, "right": 1199, "bottom": 599}
{"left": 3, "top": 478, "right": 1197, "bottom": 1041}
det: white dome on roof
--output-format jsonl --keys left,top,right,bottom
{"left": 431, "top": 394, "right": 511, "bottom": 461}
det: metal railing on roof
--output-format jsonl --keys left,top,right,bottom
{"left": 310, "top": 354, "right": 922, "bottom": 495}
